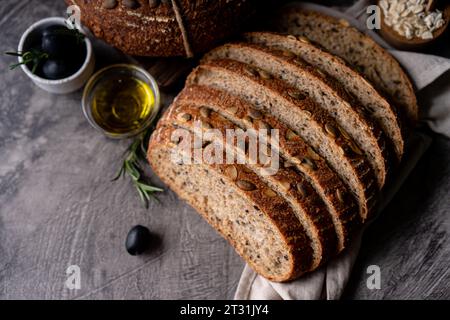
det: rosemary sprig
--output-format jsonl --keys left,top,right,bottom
{"left": 112, "top": 131, "right": 163, "bottom": 208}
{"left": 5, "top": 49, "right": 48, "bottom": 73}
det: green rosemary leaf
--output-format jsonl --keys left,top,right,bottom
{"left": 125, "top": 161, "right": 140, "bottom": 181}
{"left": 141, "top": 187, "right": 151, "bottom": 202}
{"left": 9, "top": 62, "right": 23, "bottom": 70}
{"left": 31, "top": 63, "right": 38, "bottom": 74}
{"left": 136, "top": 185, "right": 147, "bottom": 206}
{"left": 112, "top": 130, "right": 163, "bottom": 208}
{"left": 111, "top": 165, "right": 125, "bottom": 182}
{"left": 5, "top": 49, "right": 48, "bottom": 74}
{"left": 4, "top": 52, "right": 22, "bottom": 57}
{"left": 139, "top": 184, "right": 163, "bottom": 192}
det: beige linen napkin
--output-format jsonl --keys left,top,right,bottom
{"left": 235, "top": 0, "right": 450, "bottom": 300}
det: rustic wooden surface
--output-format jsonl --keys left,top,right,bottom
{"left": 0, "top": 0, "right": 449, "bottom": 300}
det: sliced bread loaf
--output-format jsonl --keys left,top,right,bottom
{"left": 161, "top": 101, "right": 339, "bottom": 266}
{"left": 187, "top": 59, "right": 378, "bottom": 221}
{"left": 272, "top": 8, "right": 418, "bottom": 125}
{"left": 175, "top": 85, "right": 362, "bottom": 250}
{"left": 202, "top": 42, "right": 390, "bottom": 187}
{"left": 149, "top": 125, "right": 314, "bottom": 281}
{"left": 243, "top": 31, "right": 405, "bottom": 162}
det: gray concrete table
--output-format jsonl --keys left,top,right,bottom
{"left": 0, "top": 0, "right": 449, "bottom": 300}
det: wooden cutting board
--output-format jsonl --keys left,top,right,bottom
{"left": 91, "top": 36, "right": 196, "bottom": 92}
{"left": 135, "top": 57, "right": 197, "bottom": 91}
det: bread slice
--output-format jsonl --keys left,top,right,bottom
{"left": 161, "top": 101, "right": 340, "bottom": 267}
{"left": 202, "top": 42, "right": 390, "bottom": 187}
{"left": 175, "top": 85, "right": 362, "bottom": 250}
{"left": 273, "top": 8, "right": 418, "bottom": 125}
{"left": 243, "top": 31, "right": 405, "bottom": 162}
{"left": 148, "top": 125, "right": 314, "bottom": 281}
{"left": 187, "top": 59, "right": 378, "bottom": 221}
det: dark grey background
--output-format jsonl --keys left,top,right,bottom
{"left": 0, "top": 0, "right": 448, "bottom": 299}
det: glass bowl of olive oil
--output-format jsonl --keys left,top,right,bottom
{"left": 82, "top": 64, "right": 160, "bottom": 139}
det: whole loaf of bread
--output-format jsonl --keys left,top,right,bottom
{"left": 65, "top": 0, "right": 256, "bottom": 57}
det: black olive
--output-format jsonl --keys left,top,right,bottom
{"left": 41, "top": 25, "right": 65, "bottom": 38}
{"left": 41, "top": 33, "right": 79, "bottom": 59}
{"left": 41, "top": 59, "right": 72, "bottom": 80}
{"left": 125, "top": 225, "right": 152, "bottom": 256}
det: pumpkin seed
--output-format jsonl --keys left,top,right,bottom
{"left": 284, "top": 161, "right": 295, "bottom": 168}
{"left": 349, "top": 141, "right": 364, "bottom": 155}
{"left": 243, "top": 115, "right": 253, "bottom": 123}
{"left": 300, "top": 157, "right": 317, "bottom": 171}
{"left": 336, "top": 189, "right": 344, "bottom": 203}
{"left": 102, "top": 0, "right": 118, "bottom": 9}
{"left": 227, "top": 106, "right": 238, "bottom": 114}
{"left": 338, "top": 125, "right": 351, "bottom": 140}
{"left": 257, "top": 120, "right": 271, "bottom": 130}
{"left": 201, "top": 120, "right": 212, "bottom": 129}
{"left": 296, "top": 183, "right": 307, "bottom": 197}
{"left": 324, "top": 123, "right": 338, "bottom": 137}
{"left": 264, "top": 188, "right": 277, "bottom": 197}
{"left": 286, "top": 129, "right": 298, "bottom": 141}
{"left": 225, "top": 166, "right": 238, "bottom": 180}
{"left": 307, "top": 146, "right": 320, "bottom": 160}
{"left": 298, "top": 36, "right": 310, "bottom": 43}
{"left": 258, "top": 69, "right": 272, "bottom": 80}
{"left": 280, "top": 179, "right": 291, "bottom": 192}
{"left": 123, "top": 0, "right": 140, "bottom": 9}
{"left": 199, "top": 107, "right": 211, "bottom": 118}
{"left": 288, "top": 90, "right": 306, "bottom": 100}
{"left": 248, "top": 109, "right": 263, "bottom": 120}
{"left": 281, "top": 50, "right": 296, "bottom": 58}
{"left": 339, "top": 18, "right": 350, "bottom": 27}
{"left": 236, "top": 179, "right": 256, "bottom": 191}
{"left": 148, "top": 0, "right": 160, "bottom": 8}
{"left": 243, "top": 66, "right": 257, "bottom": 77}
{"left": 315, "top": 69, "right": 326, "bottom": 78}
{"left": 178, "top": 112, "right": 191, "bottom": 122}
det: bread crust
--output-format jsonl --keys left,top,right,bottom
{"left": 148, "top": 125, "right": 314, "bottom": 281}
{"left": 65, "top": 0, "right": 255, "bottom": 56}
{"left": 273, "top": 8, "right": 418, "bottom": 125}
{"left": 175, "top": 85, "right": 362, "bottom": 250}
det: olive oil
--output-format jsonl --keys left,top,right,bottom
{"left": 91, "top": 75, "right": 155, "bottom": 135}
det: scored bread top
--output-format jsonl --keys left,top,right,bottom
{"left": 202, "top": 41, "right": 392, "bottom": 187}
{"left": 272, "top": 8, "right": 418, "bottom": 125}
{"left": 187, "top": 58, "right": 378, "bottom": 220}
{"left": 243, "top": 31, "right": 405, "bottom": 162}
{"left": 175, "top": 85, "right": 362, "bottom": 250}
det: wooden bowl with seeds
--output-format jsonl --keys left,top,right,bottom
{"left": 379, "top": 1, "right": 450, "bottom": 50}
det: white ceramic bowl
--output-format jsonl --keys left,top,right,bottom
{"left": 17, "top": 17, "right": 95, "bottom": 94}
